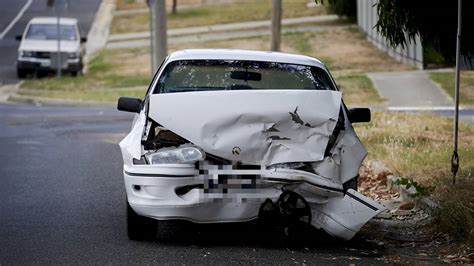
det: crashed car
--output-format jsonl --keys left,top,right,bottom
{"left": 118, "top": 49, "right": 384, "bottom": 241}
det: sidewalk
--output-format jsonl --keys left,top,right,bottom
{"left": 368, "top": 70, "right": 474, "bottom": 126}
{"left": 108, "top": 15, "right": 340, "bottom": 42}
{"left": 107, "top": 24, "right": 354, "bottom": 49}
{"left": 0, "top": 83, "right": 19, "bottom": 102}
{"left": 367, "top": 70, "right": 454, "bottom": 107}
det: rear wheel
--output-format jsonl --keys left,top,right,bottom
{"left": 127, "top": 200, "right": 159, "bottom": 241}
{"left": 70, "top": 65, "right": 83, "bottom": 77}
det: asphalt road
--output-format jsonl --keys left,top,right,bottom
{"left": 0, "top": 102, "right": 397, "bottom": 264}
{"left": 0, "top": 0, "right": 102, "bottom": 85}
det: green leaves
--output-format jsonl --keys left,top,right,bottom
{"left": 395, "top": 177, "right": 435, "bottom": 198}
{"left": 314, "top": 0, "right": 357, "bottom": 17}
{"left": 373, "top": 0, "right": 474, "bottom": 65}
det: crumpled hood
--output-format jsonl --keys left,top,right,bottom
{"left": 148, "top": 90, "right": 342, "bottom": 165}
{"left": 19, "top": 39, "right": 79, "bottom": 53}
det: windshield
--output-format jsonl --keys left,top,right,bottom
{"left": 25, "top": 24, "right": 77, "bottom": 41}
{"left": 155, "top": 60, "right": 334, "bottom": 93}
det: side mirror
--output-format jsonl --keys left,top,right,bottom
{"left": 16, "top": 35, "right": 22, "bottom": 41}
{"left": 348, "top": 108, "right": 371, "bottom": 123}
{"left": 80, "top": 37, "right": 87, "bottom": 43}
{"left": 117, "top": 97, "right": 142, "bottom": 113}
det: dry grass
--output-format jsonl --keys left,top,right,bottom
{"left": 20, "top": 48, "right": 151, "bottom": 101}
{"left": 174, "top": 28, "right": 411, "bottom": 74}
{"left": 22, "top": 48, "right": 151, "bottom": 91}
{"left": 22, "top": 27, "right": 405, "bottom": 105}
{"left": 104, "top": 47, "right": 151, "bottom": 77}
{"left": 429, "top": 71, "right": 474, "bottom": 106}
{"left": 355, "top": 112, "right": 474, "bottom": 183}
{"left": 111, "top": 0, "right": 328, "bottom": 34}
{"left": 335, "top": 74, "right": 384, "bottom": 106}
{"left": 116, "top": 0, "right": 222, "bottom": 10}
{"left": 171, "top": 36, "right": 269, "bottom": 51}
{"left": 354, "top": 111, "right": 474, "bottom": 243}
{"left": 283, "top": 29, "right": 413, "bottom": 74}
{"left": 116, "top": 0, "right": 146, "bottom": 10}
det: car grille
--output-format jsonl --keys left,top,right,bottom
{"left": 50, "top": 52, "right": 69, "bottom": 68}
{"left": 34, "top": 51, "right": 51, "bottom": 59}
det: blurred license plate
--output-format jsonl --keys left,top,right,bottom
{"left": 204, "top": 175, "right": 259, "bottom": 194}
{"left": 40, "top": 61, "right": 50, "bottom": 67}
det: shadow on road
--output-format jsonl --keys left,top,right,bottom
{"left": 148, "top": 220, "right": 383, "bottom": 256}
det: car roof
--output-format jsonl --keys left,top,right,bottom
{"left": 167, "top": 49, "right": 326, "bottom": 68}
{"left": 29, "top": 17, "right": 78, "bottom": 25}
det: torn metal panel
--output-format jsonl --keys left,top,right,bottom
{"left": 309, "top": 189, "right": 385, "bottom": 240}
{"left": 119, "top": 111, "right": 146, "bottom": 160}
{"left": 148, "top": 90, "right": 342, "bottom": 166}
{"left": 312, "top": 128, "right": 367, "bottom": 184}
{"left": 336, "top": 127, "right": 368, "bottom": 184}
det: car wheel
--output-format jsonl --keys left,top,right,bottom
{"left": 17, "top": 68, "right": 28, "bottom": 79}
{"left": 343, "top": 176, "right": 358, "bottom": 192}
{"left": 127, "top": 199, "right": 158, "bottom": 241}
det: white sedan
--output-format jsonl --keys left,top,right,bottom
{"left": 118, "top": 49, "right": 384, "bottom": 241}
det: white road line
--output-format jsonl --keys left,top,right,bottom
{"left": 0, "top": 0, "right": 33, "bottom": 40}
{"left": 388, "top": 106, "right": 468, "bottom": 111}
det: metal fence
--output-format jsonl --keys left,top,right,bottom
{"left": 357, "top": 0, "right": 424, "bottom": 69}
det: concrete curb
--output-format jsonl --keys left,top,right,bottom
{"left": 0, "top": 82, "right": 21, "bottom": 102}
{"left": 107, "top": 24, "right": 355, "bottom": 49}
{"left": 108, "top": 15, "right": 340, "bottom": 42}
{"left": 84, "top": 0, "right": 116, "bottom": 72}
{"left": 8, "top": 93, "right": 115, "bottom": 107}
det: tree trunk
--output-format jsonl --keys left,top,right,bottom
{"left": 153, "top": 0, "right": 168, "bottom": 71}
{"left": 172, "top": 0, "right": 177, "bottom": 14}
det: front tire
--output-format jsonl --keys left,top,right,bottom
{"left": 127, "top": 200, "right": 159, "bottom": 241}
{"left": 17, "top": 68, "right": 28, "bottom": 79}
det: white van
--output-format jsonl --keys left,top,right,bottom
{"left": 16, "top": 17, "right": 86, "bottom": 78}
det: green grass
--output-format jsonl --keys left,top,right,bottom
{"left": 429, "top": 71, "right": 474, "bottom": 105}
{"left": 20, "top": 49, "right": 151, "bottom": 102}
{"left": 423, "top": 45, "right": 447, "bottom": 68}
{"left": 283, "top": 31, "right": 315, "bottom": 55}
{"left": 280, "top": 28, "right": 412, "bottom": 73}
{"left": 17, "top": 88, "right": 146, "bottom": 102}
{"left": 354, "top": 111, "right": 474, "bottom": 243}
{"left": 19, "top": 31, "right": 388, "bottom": 106}
{"left": 111, "top": 0, "right": 329, "bottom": 34}
{"left": 334, "top": 74, "right": 384, "bottom": 106}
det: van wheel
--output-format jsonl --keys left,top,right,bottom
{"left": 17, "top": 68, "right": 28, "bottom": 79}
{"left": 127, "top": 200, "right": 159, "bottom": 241}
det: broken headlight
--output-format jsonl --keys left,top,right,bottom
{"left": 145, "top": 146, "right": 205, "bottom": 164}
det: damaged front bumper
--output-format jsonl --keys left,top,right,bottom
{"left": 119, "top": 90, "right": 384, "bottom": 240}
{"left": 124, "top": 162, "right": 384, "bottom": 240}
